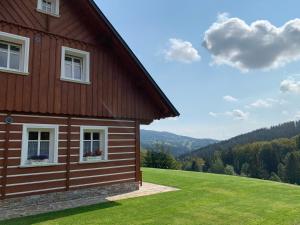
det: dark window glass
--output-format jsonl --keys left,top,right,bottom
{"left": 93, "top": 133, "right": 100, "bottom": 140}
{"left": 29, "top": 132, "right": 38, "bottom": 140}
{"left": 0, "top": 43, "right": 8, "bottom": 50}
{"left": 84, "top": 132, "right": 91, "bottom": 140}
{"left": 41, "top": 132, "right": 50, "bottom": 140}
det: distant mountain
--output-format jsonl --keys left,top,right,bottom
{"left": 141, "top": 129, "right": 218, "bottom": 156}
{"left": 181, "top": 120, "right": 300, "bottom": 160}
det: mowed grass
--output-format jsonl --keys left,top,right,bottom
{"left": 2, "top": 168, "right": 300, "bottom": 225}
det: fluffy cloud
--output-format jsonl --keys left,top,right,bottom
{"left": 164, "top": 38, "right": 201, "bottom": 63}
{"left": 226, "top": 109, "right": 249, "bottom": 120}
{"left": 203, "top": 14, "right": 300, "bottom": 71}
{"left": 223, "top": 95, "right": 238, "bottom": 102}
{"left": 280, "top": 78, "right": 300, "bottom": 94}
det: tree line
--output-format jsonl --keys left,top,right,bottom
{"left": 142, "top": 135, "right": 300, "bottom": 185}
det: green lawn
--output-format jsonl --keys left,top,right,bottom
{"left": 2, "top": 168, "right": 300, "bottom": 225}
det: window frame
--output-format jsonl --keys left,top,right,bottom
{"left": 37, "top": 0, "right": 60, "bottom": 17}
{"left": 61, "top": 46, "right": 90, "bottom": 84}
{"left": 21, "top": 124, "right": 59, "bottom": 167}
{"left": 0, "top": 31, "right": 30, "bottom": 75}
{"left": 80, "top": 126, "right": 108, "bottom": 163}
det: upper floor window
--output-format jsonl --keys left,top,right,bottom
{"left": 0, "top": 42, "right": 21, "bottom": 71}
{"left": 0, "top": 32, "right": 30, "bottom": 75}
{"left": 37, "top": 0, "right": 60, "bottom": 16}
{"left": 61, "top": 47, "right": 90, "bottom": 84}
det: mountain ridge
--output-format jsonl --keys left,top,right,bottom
{"left": 141, "top": 129, "right": 218, "bottom": 156}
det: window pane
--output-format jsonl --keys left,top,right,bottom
{"left": 93, "top": 133, "right": 100, "bottom": 140}
{"left": 40, "top": 141, "right": 50, "bottom": 158}
{"left": 0, "top": 51, "right": 8, "bottom": 68}
{"left": 28, "top": 141, "right": 38, "bottom": 159}
{"left": 9, "top": 52, "right": 20, "bottom": 70}
{"left": 41, "top": 132, "right": 50, "bottom": 140}
{"left": 83, "top": 141, "right": 91, "bottom": 156}
{"left": 42, "top": 0, "right": 52, "bottom": 12}
{"left": 10, "top": 45, "right": 20, "bottom": 53}
{"left": 84, "top": 132, "right": 91, "bottom": 140}
{"left": 92, "top": 140, "right": 100, "bottom": 153}
{"left": 74, "top": 64, "right": 82, "bottom": 80}
{"left": 65, "top": 56, "right": 72, "bottom": 62}
{"left": 29, "top": 132, "right": 38, "bottom": 140}
{"left": 64, "top": 60, "right": 72, "bottom": 78}
{"left": 0, "top": 43, "right": 8, "bottom": 51}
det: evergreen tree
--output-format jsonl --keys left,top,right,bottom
{"left": 209, "top": 153, "right": 225, "bottom": 174}
{"left": 240, "top": 163, "right": 250, "bottom": 177}
{"left": 269, "top": 172, "right": 281, "bottom": 182}
{"left": 285, "top": 152, "right": 300, "bottom": 184}
{"left": 277, "top": 163, "right": 286, "bottom": 182}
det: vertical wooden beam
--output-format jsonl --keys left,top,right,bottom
{"left": 1, "top": 114, "right": 10, "bottom": 199}
{"left": 135, "top": 121, "right": 141, "bottom": 185}
{"left": 65, "top": 116, "right": 71, "bottom": 191}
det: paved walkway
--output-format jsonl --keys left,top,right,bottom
{"left": 107, "top": 182, "right": 180, "bottom": 201}
{"left": 1, "top": 182, "right": 179, "bottom": 221}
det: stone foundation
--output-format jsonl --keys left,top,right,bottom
{"left": 0, "top": 182, "right": 139, "bottom": 221}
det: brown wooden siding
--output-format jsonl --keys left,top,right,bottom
{"left": 0, "top": 0, "right": 166, "bottom": 123}
{"left": 0, "top": 113, "right": 139, "bottom": 198}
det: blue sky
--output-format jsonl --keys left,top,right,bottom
{"left": 97, "top": 0, "right": 300, "bottom": 140}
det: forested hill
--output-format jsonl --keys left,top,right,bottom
{"left": 141, "top": 130, "right": 218, "bottom": 156}
{"left": 181, "top": 120, "right": 300, "bottom": 159}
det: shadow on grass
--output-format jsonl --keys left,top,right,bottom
{"left": 0, "top": 201, "right": 121, "bottom": 225}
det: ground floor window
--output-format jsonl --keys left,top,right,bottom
{"left": 80, "top": 126, "right": 108, "bottom": 162}
{"left": 21, "top": 124, "right": 58, "bottom": 166}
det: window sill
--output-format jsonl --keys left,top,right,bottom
{"left": 0, "top": 68, "right": 29, "bottom": 76}
{"left": 79, "top": 160, "right": 108, "bottom": 164}
{"left": 60, "top": 77, "right": 91, "bottom": 85}
{"left": 36, "top": 9, "right": 60, "bottom": 18}
{"left": 19, "top": 163, "right": 63, "bottom": 168}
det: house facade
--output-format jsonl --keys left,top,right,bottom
{"left": 0, "top": 0, "right": 178, "bottom": 199}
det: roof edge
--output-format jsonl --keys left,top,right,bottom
{"left": 88, "top": 0, "right": 180, "bottom": 117}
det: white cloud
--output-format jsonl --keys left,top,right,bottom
{"left": 250, "top": 99, "right": 272, "bottom": 108}
{"left": 164, "top": 38, "right": 201, "bottom": 63}
{"left": 209, "top": 112, "right": 218, "bottom": 117}
{"left": 226, "top": 109, "right": 249, "bottom": 120}
{"left": 223, "top": 95, "right": 238, "bottom": 102}
{"left": 217, "top": 12, "right": 230, "bottom": 22}
{"left": 247, "top": 98, "right": 287, "bottom": 109}
{"left": 280, "top": 78, "right": 300, "bottom": 94}
{"left": 203, "top": 15, "right": 300, "bottom": 71}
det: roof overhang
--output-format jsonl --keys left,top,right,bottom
{"left": 86, "top": 0, "right": 180, "bottom": 120}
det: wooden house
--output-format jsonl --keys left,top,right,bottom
{"left": 0, "top": 0, "right": 179, "bottom": 199}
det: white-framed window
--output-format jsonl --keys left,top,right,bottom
{"left": 80, "top": 126, "right": 108, "bottom": 162}
{"left": 0, "top": 31, "right": 30, "bottom": 74}
{"left": 21, "top": 124, "right": 59, "bottom": 166}
{"left": 37, "top": 0, "right": 60, "bottom": 16}
{"left": 61, "top": 47, "right": 90, "bottom": 84}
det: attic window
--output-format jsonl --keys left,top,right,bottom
{"left": 37, "top": 0, "right": 60, "bottom": 16}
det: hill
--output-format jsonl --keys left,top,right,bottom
{"left": 141, "top": 129, "right": 218, "bottom": 156}
{"left": 5, "top": 168, "right": 300, "bottom": 225}
{"left": 182, "top": 120, "right": 300, "bottom": 159}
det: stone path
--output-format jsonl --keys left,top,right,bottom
{"left": 107, "top": 182, "right": 180, "bottom": 201}
{"left": 0, "top": 182, "right": 179, "bottom": 221}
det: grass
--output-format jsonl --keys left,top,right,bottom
{"left": 2, "top": 168, "right": 300, "bottom": 225}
